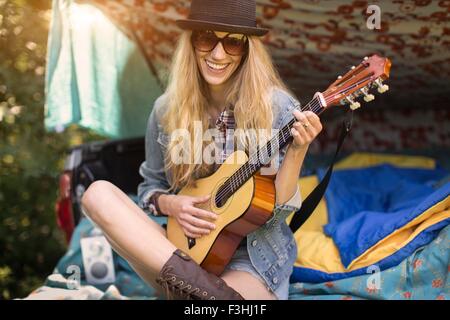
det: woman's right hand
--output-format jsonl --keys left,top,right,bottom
{"left": 158, "top": 194, "right": 218, "bottom": 238}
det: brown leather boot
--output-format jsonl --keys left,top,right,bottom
{"left": 156, "top": 249, "right": 244, "bottom": 300}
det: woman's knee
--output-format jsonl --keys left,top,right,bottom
{"left": 81, "top": 180, "right": 115, "bottom": 220}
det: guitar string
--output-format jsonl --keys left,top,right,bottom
{"left": 239, "top": 101, "right": 322, "bottom": 174}
{"left": 214, "top": 97, "right": 325, "bottom": 204}
{"left": 215, "top": 75, "right": 376, "bottom": 203}
{"left": 217, "top": 75, "right": 374, "bottom": 200}
{"left": 214, "top": 98, "right": 324, "bottom": 203}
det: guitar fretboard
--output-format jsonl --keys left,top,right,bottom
{"left": 215, "top": 95, "right": 325, "bottom": 207}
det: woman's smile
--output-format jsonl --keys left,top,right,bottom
{"left": 197, "top": 52, "right": 241, "bottom": 86}
{"left": 205, "top": 59, "right": 231, "bottom": 73}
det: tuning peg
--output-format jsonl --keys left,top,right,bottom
{"left": 363, "top": 94, "right": 375, "bottom": 102}
{"left": 337, "top": 75, "right": 342, "bottom": 79}
{"left": 364, "top": 56, "right": 369, "bottom": 61}
{"left": 350, "top": 102, "right": 361, "bottom": 110}
{"left": 350, "top": 101, "right": 361, "bottom": 110}
{"left": 351, "top": 66, "right": 356, "bottom": 70}
{"left": 345, "top": 96, "right": 361, "bottom": 110}
{"left": 378, "top": 84, "right": 389, "bottom": 93}
{"left": 375, "top": 79, "right": 389, "bottom": 93}
{"left": 360, "top": 87, "right": 375, "bottom": 102}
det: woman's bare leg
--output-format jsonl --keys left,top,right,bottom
{"left": 101, "top": 232, "right": 164, "bottom": 297}
{"left": 221, "top": 270, "right": 277, "bottom": 300}
{"left": 81, "top": 180, "right": 175, "bottom": 275}
{"left": 107, "top": 182, "right": 167, "bottom": 237}
{"left": 82, "top": 180, "right": 169, "bottom": 295}
{"left": 95, "top": 183, "right": 166, "bottom": 292}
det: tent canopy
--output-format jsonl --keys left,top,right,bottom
{"left": 45, "top": 0, "right": 449, "bottom": 150}
{"left": 87, "top": 0, "right": 450, "bottom": 109}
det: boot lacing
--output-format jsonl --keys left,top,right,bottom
{"left": 156, "top": 265, "right": 217, "bottom": 300}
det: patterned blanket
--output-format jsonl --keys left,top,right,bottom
{"left": 24, "top": 220, "right": 449, "bottom": 300}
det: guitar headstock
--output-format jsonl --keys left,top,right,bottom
{"left": 321, "top": 54, "right": 391, "bottom": 110}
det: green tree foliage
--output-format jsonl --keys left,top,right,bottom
{"left": 0, "top": 0, "right": 104, "bottom": 299}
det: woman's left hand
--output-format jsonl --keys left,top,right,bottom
{"left": 290, "top": 110, "right": 323, "bottom": 150}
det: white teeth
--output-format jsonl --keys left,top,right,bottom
{"left": 205, "top": 60, "right": 229, "bottom": 70}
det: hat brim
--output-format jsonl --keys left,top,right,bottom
{"left": 176, "top": 19, "right": 269, "bottom": 36}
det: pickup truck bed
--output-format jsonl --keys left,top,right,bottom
{"left": 56, "top": 137, "right": 145, "bottom": 241}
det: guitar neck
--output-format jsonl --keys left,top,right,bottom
{"left": 216, "top": 95, "right": 326, "bottom": 205}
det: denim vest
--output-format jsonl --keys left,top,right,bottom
{"left": 137, "top": 88, "right": 302, "bottom": 292}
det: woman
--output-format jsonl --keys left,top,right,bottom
{"left": 81, "top": 0, "right": 322, "bottom": 300}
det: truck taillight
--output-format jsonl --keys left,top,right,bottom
{"left": 55, "top": 172, "right": 75, "bottom": 243}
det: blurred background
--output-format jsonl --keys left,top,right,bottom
{"left": 0, "top": 0, "right": 104, "bottom": 299}
{"left": 1, "top": 0, "right": 449, "bottom": 300}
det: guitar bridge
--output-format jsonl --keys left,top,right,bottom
{"left": 187, "top": 237, "right": 196, "bottom": 249}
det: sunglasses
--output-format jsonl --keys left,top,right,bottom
{"left": 191, "top": 30, "right": 248, "bottom": 56}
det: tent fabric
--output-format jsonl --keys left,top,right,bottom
{"left": 290, "top": 153, "right": 450, "bottom": 283}
{"left": 289, "top": 224, "right": 450, "bottom": 300}
{"left": 82, "top": 0, "right": 450, "bottom": 109}
{"left": 45, "top": 0, "right": 162, "bottom": 138}
{"left": 45, "top": 0, "right": 450, "bottom": 150}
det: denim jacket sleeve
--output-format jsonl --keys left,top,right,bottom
{"left": 271, "top": 88, "right": 302, "bottom": 212}
{"left": 137, "top": 95, "right": 172, "bottom": 212}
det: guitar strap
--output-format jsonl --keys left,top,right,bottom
{"left": 289, "top": 110, "right": 353, "bottom": 233}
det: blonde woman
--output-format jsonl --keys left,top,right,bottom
{"left": 81, "top": 0, "right": 322, "bottom": 300}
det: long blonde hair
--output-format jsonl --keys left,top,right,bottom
{"left": 161, "top": 31, "right": 290, "bottom": 191}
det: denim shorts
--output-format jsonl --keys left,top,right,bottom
{"left": 224, "top": 244, "right": 290, "bottom": 300}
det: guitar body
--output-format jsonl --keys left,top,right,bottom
{"left": 167, "top": 150, "right": 275, "bottom": 275}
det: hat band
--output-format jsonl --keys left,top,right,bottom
{"left": 188, "top": 13, "right": 257, "bottom": 28}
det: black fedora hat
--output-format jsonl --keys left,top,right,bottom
{"left": 176, "top": 0, "right": 269, "bottom": 36}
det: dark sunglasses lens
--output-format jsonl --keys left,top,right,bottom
{"left": 192, "top": 31, "right": 218, "bottom": 52}
{"left": 223, "top": 36, "right": 247, "bottom": 55}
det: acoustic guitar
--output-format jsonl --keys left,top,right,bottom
{"left": 167, "top": 54, "right": 391, "bottom": 275}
